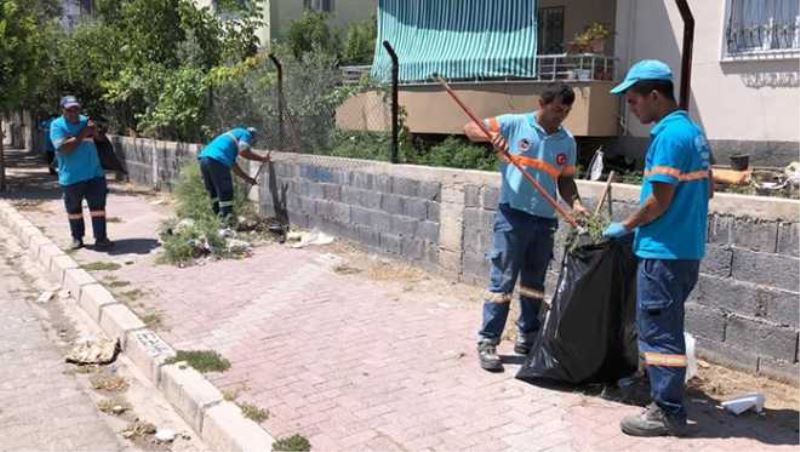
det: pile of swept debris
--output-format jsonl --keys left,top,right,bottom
{"left": 157, "top": 162, "right": 288, "bottom": 266}
{"left": 158, "top": 214, "right": 287, "bottom": 267}
{"left": 713, "top": 161, "right": 800, "bottom": 199}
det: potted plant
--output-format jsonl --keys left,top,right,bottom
{"left": 571, "top": 22, "right": 611, "bottom": 54}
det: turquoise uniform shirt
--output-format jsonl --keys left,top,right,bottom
{"left": 49, "top": 115, "right": 104, "bottom": 186}
{"left": 198, "top": 128, "right": 254, "bottom": 168}
{"left": 635, "top": 110, "right": 711, "bottom": 260}
{"left": 486, "top": 112, "right": 577, "bottom": 219}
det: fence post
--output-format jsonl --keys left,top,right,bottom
{"left": 268, "top": 54, "right": 284, "bottom": 152}
{"left": 382, "top": 40, "right": 399, "bottom": 164}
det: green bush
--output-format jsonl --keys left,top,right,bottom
{"left": 341, "top": 18, "right": 376, "bottom": 65}
{"left": 137, "top": 65, "right": 209, "bottom": 141}
{"left": 284, "top": 10, "right": 339, "bottom": 59}
{"left": 158, "top": 161, "right": 253, "bottom": 265}
{"left": 415, "top": 137, "right": 498, "bottom": 171}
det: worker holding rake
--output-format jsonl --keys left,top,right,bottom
{"left": 463, "top": 83, "right": 587, "bottom": 372}
{"left": 198, "top": 127, "right": 270, "bottom": 224}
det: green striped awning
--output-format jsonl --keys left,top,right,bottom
{"left": 371, "top": 0, "right": 538, "bottom": 83}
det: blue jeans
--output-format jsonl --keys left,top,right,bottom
{"left": 637, "top": 258, "right": 700, "bottom": 423}
{"left": 199, "top": 157, "right": 234, "bottom": 220}
{"left": 479, "top": 204, "right": 557, "bottom": 345}
{"left": 62, "top": 176, "right": 108, "bottom": 241}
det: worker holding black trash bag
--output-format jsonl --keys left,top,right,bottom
{"left": 603, "top": 60, "right": 713, "bottom": 437}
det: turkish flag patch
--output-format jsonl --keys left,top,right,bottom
{"left": 556, "top": 153, "right": 567, "bottom": 165}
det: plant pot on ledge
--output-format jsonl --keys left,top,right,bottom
{"left": 589, "top": 38, "right": 606, "bottom": 55}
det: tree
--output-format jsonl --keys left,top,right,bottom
{"left": 341, "top": 17, "right": 376, "bottom": 65}
{"left": 285, "top": 10, "right": 339, "bottom": 59}
{"left": 0, "top": 0, "right": 59, "bottom": 190}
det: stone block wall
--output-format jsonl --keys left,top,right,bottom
{"left": 111, "top": 136, "right": 800, "bottom": 383}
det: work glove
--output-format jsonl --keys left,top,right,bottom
{"left": 603, "top": 222, "right": 632, "bottom": 239}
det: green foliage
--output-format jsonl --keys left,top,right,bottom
{"left": 158, "top": 161, "right": 252, "bottom": 265}
{"left": 341, "top": 17, "right": 376, "bottom": 65}
{"left": 165, "top": 350, "right": 231, "bottom": 373}
{"left": 137, "top": 66, "right": 209, "bottom": 141}
{"left": 121, "top": 0, "right": 185, "bottom": 69}
{"left": 237, "top": 401, "right": 268, "bottom": 423}
{"left": 284, "top": 10, "right": 338, "bottom": 59}
{"left": 56, "top": 23, "right": 127, "bottom": 117}
{"left": 414, "top": 137, "right": 498, "bottom": 171}
{"left": 0, "top": 0, "right": 60, "bottom": 111}
{"left": 273, "top": 434, "right": 311, "bottom": 452}
{"left": 83, "top": 261, "right": 122, "bottom": 271}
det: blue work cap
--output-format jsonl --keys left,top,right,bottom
{"left": 610, "top": 60, "right": 673, "bottom": 95}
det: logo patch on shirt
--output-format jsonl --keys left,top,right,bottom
{"left": 556, "top": 153, "right": 567, "bottom": 165}
{"left": 518, "top": 139, "right": 531, "bottom": 151}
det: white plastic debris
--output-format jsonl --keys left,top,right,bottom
{"left": 155, "top": 428, "right": 177, "bottom": 443}
{"left": 289, "top": 229, "right": 334, "bottom": 248}
{"left": 225, "top": 239, "right": 251, "bottom": 254}
{"left": 721, "top": 393, "right": 765, "bottom": 415}
{"left": 785, "top": 161, "right": 800, "bottom": 187}
{"left": 65, "top": 338, "right": 120, "bottom": 365}
{"left": 685, "top": 332, "right": 697, "bottom": 382}
{"left": 37, "top": 290, "right": 55, "bottom": 304}
{"left": 587, "top": 148, "right": 605, "bottom": 181}
{"left": 174, "top": 218, "right": 196, "bottom": 235}
{"left": 217, "top": 227, "right": 236, "bottom": 239}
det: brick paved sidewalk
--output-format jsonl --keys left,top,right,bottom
{"left": 4, "top": 148, "right": 797, "bottom": 451}
{"left": 0, "top": 225, "right": 124, "bottom": 451}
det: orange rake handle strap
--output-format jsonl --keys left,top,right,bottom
{"left": 435, "top": 76, "right": 579, "bottom": 228}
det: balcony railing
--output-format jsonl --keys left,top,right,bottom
{"left": 341, "top": 53, "right": 616, "bottom": 85}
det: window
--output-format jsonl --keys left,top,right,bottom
{"left": 537, "top": 7, "right": 565, "bottom": 54}
{"left": 725, "top": 0, "right": 800, "bottom": 57}
{"left": 304, "top": 0, "right": 334, "bottom": 13}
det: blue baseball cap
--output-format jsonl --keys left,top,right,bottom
{"left": 610, "top": 60, "right": 673, "bottom": 95}
{"left": 60, "top": 95, "right": 81, "bottom": 109}
{"left": 246, "top": 127, "right": 258, "bottom": 140}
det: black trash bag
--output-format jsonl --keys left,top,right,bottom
{"left": 516, "top": 236, "right": 639, "bottom": 385}
{"left": 94, "top": 137, "right": 127, "bottom": 174}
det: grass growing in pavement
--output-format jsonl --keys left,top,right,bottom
{"left": 83, "top": 261, "right": 122, "bottom": 271}
{"left": 118, "top": 289, "right": 145, "bottom": 302}
{"left": 107, "top": 280, "right": 131, "bottom": 288}
{"left": 272, "top": 434, "right": 311, "bottom": 451}
{"left": 140, "top": 311, "right": 164, "bottom": 330}
{"left": 238, "top": 401, "right": 269, "bottom": 423}
{"left": 165, "top": 350, "right": 231, "bottom": 373}
{"left": 103, "top": 275, "right": 131, "bottom": 288}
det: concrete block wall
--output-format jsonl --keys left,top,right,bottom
{"left": 257, "top": 160, "right": 442, "bottom": 268}
{"left": 111, "top": 136, "right": 800, "bottom": 383}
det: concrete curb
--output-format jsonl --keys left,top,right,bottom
{"left": 0, "top": 200, "right": 275, "bottom": 451}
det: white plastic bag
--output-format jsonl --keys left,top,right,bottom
{"left": 685, "top": 332, "right": 697, "bottom": 382}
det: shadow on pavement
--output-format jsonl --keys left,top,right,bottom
{"left": 99, "top": 238, "right": 161, "bottom": 255}
{"left": 517, "top": 373, "right": 799, "bottom": 445}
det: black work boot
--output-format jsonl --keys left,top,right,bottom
{"left": 513, "top": 336, "right": 532, "bottom": 355}
{"left": 94, "top": 237, "right": 114, "bottom": 250}
{"left": 478, "top": 341, "right": 503, "bottom": 372}
{"left": 621, "top": 403, "right": 686, "bottom": 437}
{"left": 70, "top": 238, "right": 84, "bottom": 250}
